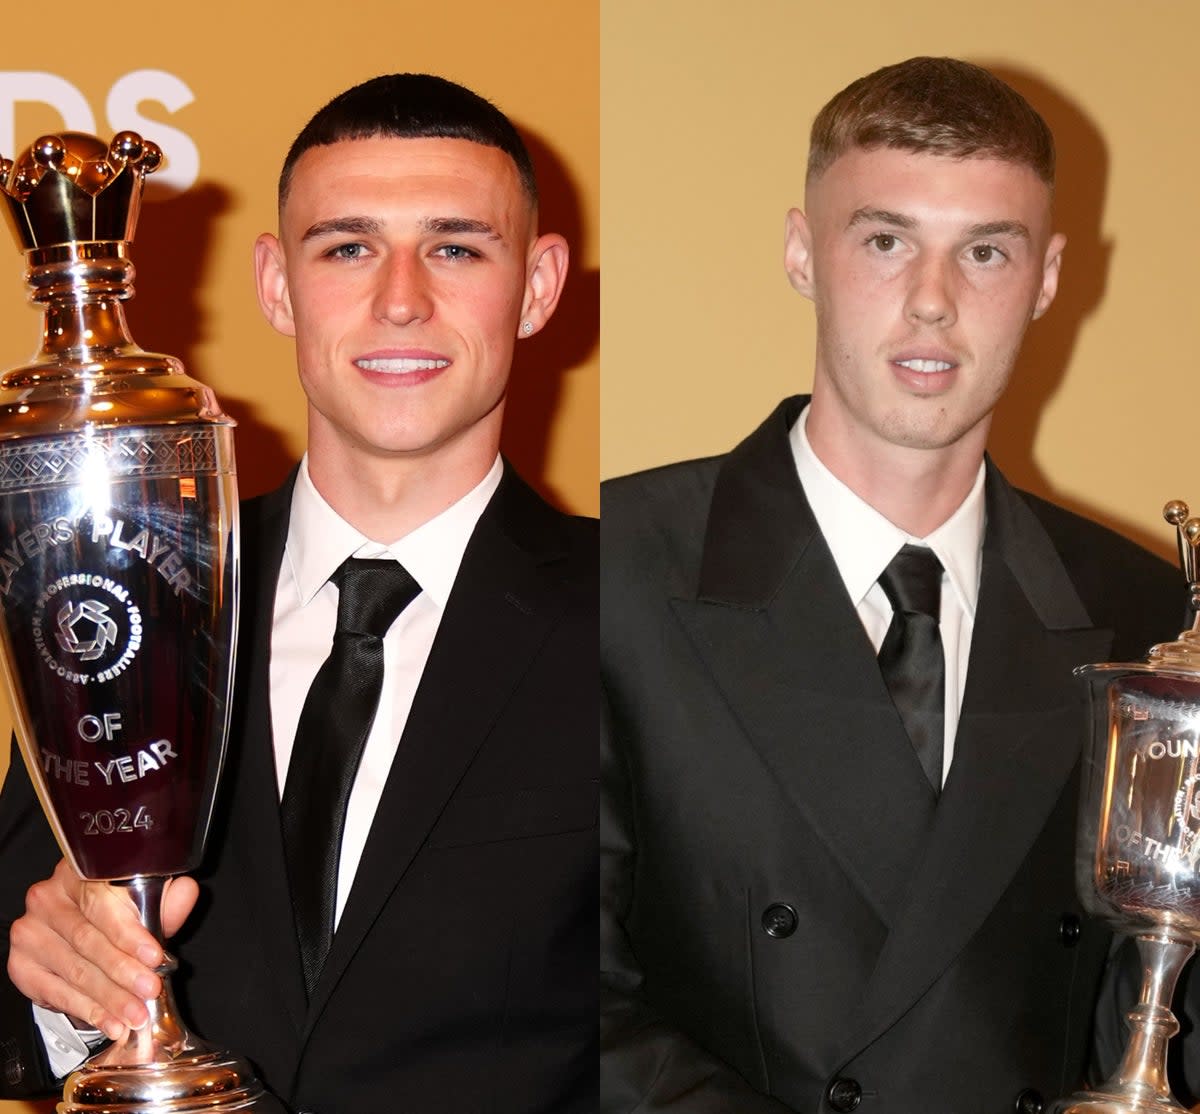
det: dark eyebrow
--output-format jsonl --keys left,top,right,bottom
{"left": 964, "top": 219, "right": 1030, "bottom": 240}
{"left": 846, "top": 207, "right": 916, "bottom": 231}
{"left": 421, "top": 216, "right": 501, "bottom": 240}
{"left": 301, "top": 215, "right": 503, "bottom": 243}
{"left": 302, "top": 216, "right": 382, "bottom": 242}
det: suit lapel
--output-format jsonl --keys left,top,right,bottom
{"left": 221, "top": 475, "right": 309, "bottom": 1029}
{"left": 307, "top": 467, "right": 574, "bottom": 1018}
{"left": 672, "top": 398, "right": 937, "bottom": 924}
{"left": 846, "top": 463, "right": 1113, "bottom": 1051}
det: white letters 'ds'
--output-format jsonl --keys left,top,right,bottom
{"left": 0, "top": 70, "right": 198, "bottom": 196}
{"left": 106, "top": 70, "right": 198, "bottom": 195}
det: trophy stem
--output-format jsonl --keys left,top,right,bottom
{"left": 1052, "top": 932, "right": 1194, "bottom": 1113}
{"left": 99, "top": 876, "right": 204, "bottom": 1064}
{"left": 58, "top": 875, "right": 285, "bottom": 1112}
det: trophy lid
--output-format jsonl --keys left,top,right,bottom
{"left": 0, "top": 131, "right": 162, "bottom": 251}
{"left": 0, "top": 129, "right": 231, "bottom": 439}
{"left": 1077, "top": 500, "right": 1200, "bottom": 680}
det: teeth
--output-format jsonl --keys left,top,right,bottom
{"left": 897, "top": 359, "right": 953, "bottom": 373}
{"left": 355, "top": 357, "right": 450, "bottom": 372}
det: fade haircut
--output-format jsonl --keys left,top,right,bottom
{"left": 278, "top": 73, "right": 538, "bottom": 208}
{"left": 807, "top": 57, "right": 1055, "bottom": 187}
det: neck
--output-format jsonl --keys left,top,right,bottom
{"left": 305, "top": 430, "right": 499, "bottom": 543}
{"left": 805, "top": 403, "right": 986, "bottom": 538}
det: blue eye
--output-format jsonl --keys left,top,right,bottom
{"left": 436, "top": 244, "right": 480, "bottom": 260}
{"left": 329, "top": 243, "right": 366, "bottom": 260}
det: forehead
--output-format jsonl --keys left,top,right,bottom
{"left": 807, "top": 146, "right": 1052, "bottom": 231}
{"left": 281, "top": 135, "right": 531, "bottom": 236}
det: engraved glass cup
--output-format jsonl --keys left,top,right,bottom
{"left": 0, "top": 132, "right": 281, "bottom": 1111}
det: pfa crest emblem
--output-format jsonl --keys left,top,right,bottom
{"left": 55, "top": 599, "right": 118, "bottom": 661}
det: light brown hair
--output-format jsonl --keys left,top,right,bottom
{"left": 807, "top": 57, "right": 1054, "bottom": 186}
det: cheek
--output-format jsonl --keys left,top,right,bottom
{"left": 453, "top": 282, "right": 524, "bottom": 351}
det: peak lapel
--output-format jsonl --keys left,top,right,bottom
{"left": 219, "top": 475, "right": 308, "bottom": 1029}
{"left": 673, "top": 398, "right": 938, "bottom": 923}
{"left": 307, "top": 468, "right": 575, "bottom": 1018}
{"left": 847, "top": 466, "right": 1113, "bottom": 1051}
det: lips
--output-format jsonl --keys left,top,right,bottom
{"left": 352, "top": 350, "right": 452, "bottom": 386}
{"left": 354, "top": 353, "right": 451, "bottom": 373}
{"left": 889, "top": 349, "right": 960, "bottom": 392}
{"left": 894, "top": 358, "right": 954, "bottom": 374}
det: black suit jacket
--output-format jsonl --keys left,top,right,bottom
{"left": 600, "top": 397, "right": 1182, "bottom": 1114}
{"left": 0, "top": 464, "right": 598, "bottom": 1113}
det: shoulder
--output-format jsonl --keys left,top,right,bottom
{"left": 602, "top": 455, "right": 723, "bottom": 549}
{"left": 600, "top": 454, "right": 726, "bottom": 609}
{"left": 1012, "top": 486, "right": 1183, "bottom": 655}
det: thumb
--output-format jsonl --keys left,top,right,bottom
{"left": 160, "top": 876, "right": 200, "bottom": 939}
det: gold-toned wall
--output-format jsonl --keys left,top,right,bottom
{"left": 602, "top": 0, "right": 1197, "bottom": 566}
{"left": 0, "top": 2, "right": 596, "bottom": 1108}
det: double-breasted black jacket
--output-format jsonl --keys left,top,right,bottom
{"left": 601, "top": 396, "right": 1181, "bottom": 1114}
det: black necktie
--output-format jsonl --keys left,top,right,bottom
{"left": 877, "top": 544, "right": 945, "bottom": 795}
{"left": 281, "top": 557, "right": 421, "bottom": 995}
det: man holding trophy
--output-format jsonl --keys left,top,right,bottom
{"left": 601, "top": 57, "right": 1190, "bottom": 1112}
{"left": 0, "top": 74, "right": 597, "bottom": 1112}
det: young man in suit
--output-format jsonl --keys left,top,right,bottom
{"left": 601, "top": 57, "right": 1181, "bottom": 1113}
{"left": 0, "top": 74, "right": 597, "bottom": 1112}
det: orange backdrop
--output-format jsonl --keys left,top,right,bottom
{"left": 0, "top": 1, "right": 597, "bottom": 1108}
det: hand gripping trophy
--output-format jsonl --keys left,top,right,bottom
{"left": 1053, "top": 501, "right": 1200, "bottom": 1113}
{"left": 0, "top": 134, "right": 282, "bottom": 1110}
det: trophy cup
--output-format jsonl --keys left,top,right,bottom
{"left": 1052, "top": 500, "right": 1200, "bottom": 1113}
{"left": 0, "top": 133, "right": 282, "bottom": 1110}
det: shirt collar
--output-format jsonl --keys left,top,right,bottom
{"left": 789, "top": 404, "right": 985, "bottom": 617}
{"left": 284, "top": 454, "right": 504, "bottom": 611}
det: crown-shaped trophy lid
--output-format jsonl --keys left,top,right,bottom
{"left": 1139, "top": 499, "right": 1200, "bottom": 672}
{"left": 1072, "top": 501, "right": 1200, "bottom": 682}
{"left": 0, "top": 131, "right": 162, "bottom": 251}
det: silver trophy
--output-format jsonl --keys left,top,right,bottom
{"left": 0, "top": 133, "right": 281, "bottom": 1110}
{"left": 1053, "top": 501, "right": 1200, "bottom": 1113}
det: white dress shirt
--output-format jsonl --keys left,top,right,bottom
{"left": 789, "top": 405, "right": 985, "bottom": 785}
{"left": 272, "top": 453, "right": 502, "bottom": 923}
{"left": 35, "top": 452, "right": 503, "bottom": 1078}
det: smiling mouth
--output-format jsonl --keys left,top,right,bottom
{"left": 895, "top": 358, "right": 954, "bottom": 373}
{"left": 354, "top": 357, "right": 451, "bottom": 372}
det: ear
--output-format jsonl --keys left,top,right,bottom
{"left": 254, "top": 233, "right": 296, "bottom": 338}
{"left": 783, "top": 207, "right": 816, "bottom": 301}
{"left": 517, "top": 233, "right": 570, "bottom": 339}
{"left": 1031, "top": 232, "right": 1066, "bottom": 321}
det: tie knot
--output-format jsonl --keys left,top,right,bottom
{"left": 878, "top": 544, "right": 942, "bottom": 620}
{"left": 332, "top": 557, "right": 421, "bottom": 637}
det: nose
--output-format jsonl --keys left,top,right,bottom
{"left": 373, "top": 252, "right": 434, "bottom": 326}
{"left": 905, "top": 255, "right": 957, "bottom": 328}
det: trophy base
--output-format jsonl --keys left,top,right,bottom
{"left": 1051, "top": 1088, "right": 1189, "bottom": 1114}
{"left": 59, "top": 1047, "right": 287, "bottom": 1113}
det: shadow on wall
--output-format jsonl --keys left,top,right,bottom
{"left": 979, "top": 63, "right": 1170, "bottom": 563}
{"left": 500, "top": 125, "right": 598, "bottom": 513}
{"left": 132, "top": 183, "right": 295, "bottom": 500}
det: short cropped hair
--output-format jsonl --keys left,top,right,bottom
{"left": 278, "top": 73, "right": 538, "bottom": 208}
{"left": 807, "top": 57, "right": 1055, "bottom": 187}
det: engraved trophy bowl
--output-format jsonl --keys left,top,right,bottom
{"left": 1052, "top": 501, "right": 1200, "bottom": 1114}
{"left": 0, "top": 133, "right": 282, "bottom": 1110}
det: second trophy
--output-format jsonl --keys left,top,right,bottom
{"left": 1054, "top": 501, "right": 1200, "bottom": 1113}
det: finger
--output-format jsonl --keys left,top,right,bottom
{"left": 8, "top": 911, "right": 146, "bottom": 1039}
{"left": 22, "top": 871, "right": 161, "bottom": 1011}
{"left": 60, "top": 868, "right": 164, "bottom": 969}
{"left": 160, "top": 876, "right": 200, "bottom": 939}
